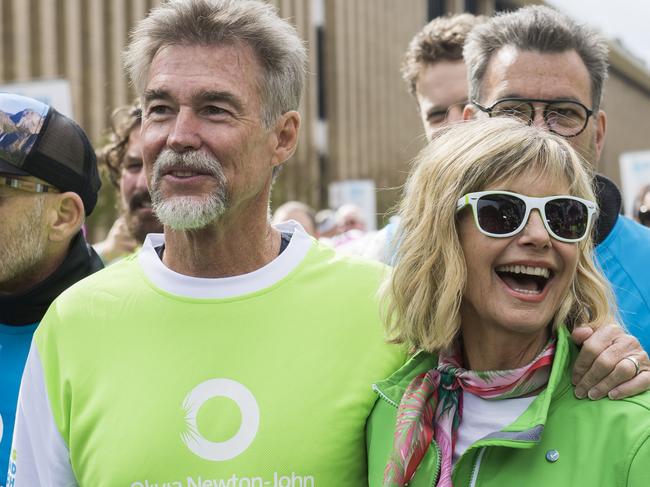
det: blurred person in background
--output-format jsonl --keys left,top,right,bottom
{"left": 94, "top": 102, "right": 162, "bottom": 263}
{"left": 330, "top": 203, "right": 371, "bottom": 253}
{"left": 336, "top": 203, "right": 368, "bottom": 233}
{"left": 463, "top": 5, "right": 650, "bottom": 356}
{"left": 0, "top": 93, "right": 102, "bottom": 486}
{"left": 315, "top": 208, "right": 339, "bottom": 239}
{"left": 271, "top": 200, "right": 317, "bottom": 236}
{"left": 633, "top": 184, "right": 650, "bottom": 228}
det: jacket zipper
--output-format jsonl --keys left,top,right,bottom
{"left": 468, "top": 448, "right": 486, "bottom": 487}
{"left": 430, "top": 441, "right": 441, "bottom": 487}
{"left": 372, "top": 383, "right": 399, "bottom": 408}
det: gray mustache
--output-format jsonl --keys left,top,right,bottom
{"left": 153, "top": 149, "right": 225, "bottom": 180}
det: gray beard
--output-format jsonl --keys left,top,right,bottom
{"left": 0, "top": 196, "right": 47, "bottom": 289}
{"left": 151, "top": 150, "right": 229, "bottom": 231}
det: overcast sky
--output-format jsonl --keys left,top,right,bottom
{"left": 546, "top": 0, "right": 650, "bottom": 70}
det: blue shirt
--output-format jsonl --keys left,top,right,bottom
{"left": 595, "top": 215, "right": 650, "bottom": 350}
{"left": 0, "top": 323, "right": 37, "bottom": 487}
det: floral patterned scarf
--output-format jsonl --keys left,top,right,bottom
{"left": 384, "top": 339, "right": 556, "bottom": 486}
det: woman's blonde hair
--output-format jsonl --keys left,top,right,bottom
{"left": 383, "top": 118, "right": 615, "bottom": 353}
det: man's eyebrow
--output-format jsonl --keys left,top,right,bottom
{"left": 142, "top": 89, "right": 172, "bottom": 105}
{"left": 427, "top": 107, "right": 448, "bottom": 117}
{"left": 198, "top": 91, "right": 243, "bottom": 113}
{"left": 427, "top": 99, "right": 468, "bottom": 116}
{"left": 142, "top": 89, "right": 245, "bottom": 113}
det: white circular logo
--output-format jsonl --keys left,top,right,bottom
{"left": 181, "top": 378, "right": 259, "bottom": 461}
{"left": 0, "top": 412, "right": 3, "bottom": 444}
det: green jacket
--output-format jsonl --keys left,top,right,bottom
{"left": 367, "top": 326, "right": 650, "bottom": 486}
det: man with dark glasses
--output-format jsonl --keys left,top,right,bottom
{"left": 0, "top": 93, "right": 103, "bottom": 485}
{"left": 463, "top": 6, "right": 650, "bottom": 385}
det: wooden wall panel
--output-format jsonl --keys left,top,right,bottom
{"left": 325, "top": 0, "right": 427, "bottom": 220}
{"left": 40, "top": 0, "right": 58, "bottom": 78}
{"left": 64, "top": 0, "right": 83, "bottom": 122}
{"left": 13, "top": 0, "right": 31, "bottom": 81}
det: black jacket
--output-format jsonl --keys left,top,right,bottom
{"left": 0, "top": 232, "right": 104, "bottom": 325}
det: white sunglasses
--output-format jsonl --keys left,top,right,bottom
{"left": 456, "top": 190, "right": 598, "bottom": 243}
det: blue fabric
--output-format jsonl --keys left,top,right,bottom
{"left": 595, "top": 215, "right": 650, "bottom": 351}
{"left": 0, "top": 322, "right": 37, "bottom": 487}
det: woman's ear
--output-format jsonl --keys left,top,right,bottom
{"left": 47, "top": 192, "right": 85, "bottom": 242}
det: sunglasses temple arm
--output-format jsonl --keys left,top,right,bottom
{"left": 456, "top": 195, "right": 470, "bottom": 212}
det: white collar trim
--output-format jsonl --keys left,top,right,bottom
{"left": 138, "top": 221, "right": 312, "bottom": 299}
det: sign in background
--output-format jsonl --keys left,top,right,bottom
{"left": 619, "top": 151, "right": 650, "bottom": 217}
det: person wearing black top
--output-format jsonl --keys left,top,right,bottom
{"left": 0, "top": 93, "right": 103, "bottom": 484}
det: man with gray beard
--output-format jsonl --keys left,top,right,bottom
{"left": 0, "top": 93, "right": 102, "bottom": 487}
{"left": 150, "top": 149, "right": 228, "bottom": 230}
{"left": 9, "top": 1, "right": 405, "bottom": 484}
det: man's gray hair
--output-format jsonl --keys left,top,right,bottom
{"left": 124, "top": 0, "right": 307, "bottom": 128}
{"left": 463, "top": 5, "right": 608, "bottom": 112}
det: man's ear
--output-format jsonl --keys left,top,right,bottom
{"left": 462, "top": 104, "right": 477, "bottom": 121}
{"left": 594, "top": 109, "right": 607, "bottom": 163}
{"left": 270, "top": 110, "right": 301, "bottom": 168}
{"left": 47, "top": 192, "right": 85, "bottom": 242}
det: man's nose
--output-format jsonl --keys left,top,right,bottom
{"left": 167, "top": 107, "right": 201, "bottom": 152}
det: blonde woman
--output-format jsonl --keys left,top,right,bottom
{"left": 367, "top": 118, "right": 650, "bottom": 486}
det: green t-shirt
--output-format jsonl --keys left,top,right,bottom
{"left": 9, "top": 224, "right": 405, "bottom": 486}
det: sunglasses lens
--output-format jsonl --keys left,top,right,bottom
{"left": 476, "top": 194, "right": 526, "bottom": 235}
{"left": 545, "top": 198, "right": 589, "bottom": 240}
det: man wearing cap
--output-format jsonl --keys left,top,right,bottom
{"left": 0, "top": 93, "right": 102, "bottom": 485}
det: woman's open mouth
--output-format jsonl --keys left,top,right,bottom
{"left": 495, "top": 264, "right": 553, "bottom": 296}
